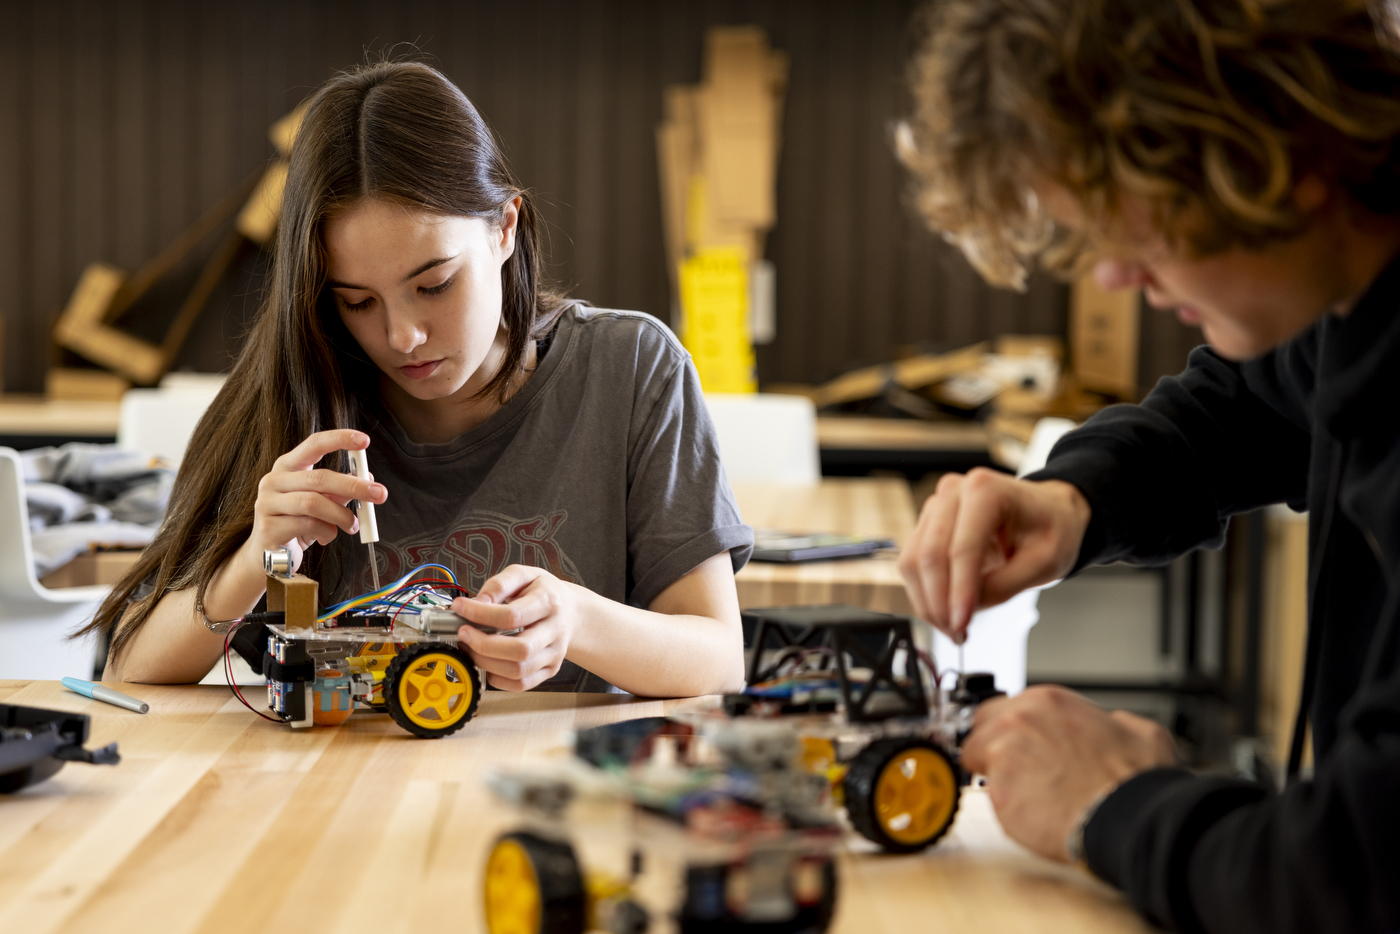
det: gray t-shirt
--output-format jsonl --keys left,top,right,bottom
{"left": 319, "top": 305, "right": 753, "bottom": 692}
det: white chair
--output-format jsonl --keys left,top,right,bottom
{"left": 928, "top": 417, "right": 1079, "bottom": 695}
{"left": 704, "top": 393, "right": 820, "bottom": 485}
{"left": 0, "top": 448, "right": 108, "bottom": 679}
{"left": 118, "top": 373, "right": 226, "bottom": 465}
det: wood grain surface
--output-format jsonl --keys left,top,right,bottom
{"left": 0, "top": 679, "right": 1150, "bottom": 934}
{"left": 732, "top": 478, "right": 917, "bottom": 616}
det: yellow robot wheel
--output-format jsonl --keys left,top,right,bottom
{"left": 842, "top": 737, "right": 960, "bottom": 853}
{"left": 382, "top": 643, "right": 481, "bottom": 738}
{"left": 484, "top": 832, "right": 586, "bottom": 934}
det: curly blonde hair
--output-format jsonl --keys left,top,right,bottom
{"left": 901, "top": 0, "right": 1400, "bottom": 289}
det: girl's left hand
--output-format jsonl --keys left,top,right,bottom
{"left": 451, "top": 565, "right": 579, "bottom": 691}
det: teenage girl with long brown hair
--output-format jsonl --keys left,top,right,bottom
{"left": 85, "top": 61, "right": 751, "bottom": 697}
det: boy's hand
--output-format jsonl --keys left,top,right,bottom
{"left": 898, "top": 470, "right": 1090, "bottom": 642}
{"left": 451, "top": 565, "right": 579, "bottom": 691}
{"left": 960, "top": 685, "right": 1177, "bottom": 861}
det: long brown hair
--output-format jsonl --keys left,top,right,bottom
{"left": 899, "top": 0, "right": 1400, "bottom": 288}
{"left": 84, "top": 61, "right": 567, "bottom": 658}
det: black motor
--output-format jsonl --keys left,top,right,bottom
{"left": 0, "top": 703, "right": 120, "bottom": 793}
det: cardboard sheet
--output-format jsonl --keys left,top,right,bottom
{"left": 658, "top": 26, "right": 786, "bottom": 377}
{"left": 1071, "top": 274, "right": 1141, "bottom": 398}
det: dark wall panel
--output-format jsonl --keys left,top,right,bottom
{"left": 0, "top": 0, "right": 1198, "bottom": 394}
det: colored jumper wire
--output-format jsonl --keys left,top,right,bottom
{"left": 315, "top": 563, "right": 464, "bottom": 622}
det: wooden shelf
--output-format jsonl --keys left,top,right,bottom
{"left": 0, "top": 395, "right": 121, "bottom": 439}
{"left": 817, "top": 416, "right": 989, "bottom": 452}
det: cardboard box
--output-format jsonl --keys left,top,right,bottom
{"left": 701, "top": 27, "right": 777, "bottom": 229}
{"left": 658, "top": 26, "right": 786, "bottom": 359}
{"left": 40, "top": 550, "right": 144, "bottom": 589}
{"left": 657, "top": 86, "right": 697, "bottom": 295}
{"left": 1071, "top": 273, "right": 1140, "bottom": 398}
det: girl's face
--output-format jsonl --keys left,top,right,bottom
{"left": 323, "top": 197, "right": 519, "bottom": 402}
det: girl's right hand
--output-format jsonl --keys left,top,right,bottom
{"left": 246, "top": 429, "right": 387, "bottom": 575}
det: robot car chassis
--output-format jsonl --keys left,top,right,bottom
{"left": 481, "top": 604, "right": 1003, "bottom": 934}
{"left": 241, "top": 549, "right": 490, "bottom": 737}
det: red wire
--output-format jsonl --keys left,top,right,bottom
{"left": 224, "top": 620, "right": 283, "bottom": 723}
{"left": 389, "top": 581, "right": 471, "bottom": 623}
{"left": 403, "top": 573, "right": 451, "bottom": 586}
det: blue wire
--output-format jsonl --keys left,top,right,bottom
{"left": 317, "top": 563, "right": 462, "bottom": 617}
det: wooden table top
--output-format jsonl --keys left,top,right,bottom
{"left": 0, "top": 396, "right": 121, "bottom": 437}
{"left": 0, "top": 680, "right": 1149, "bottom": 934}
{"left": 731, "top": 478, "right": 917, "bottom": 616}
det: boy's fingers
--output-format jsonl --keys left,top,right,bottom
{"left": 947, "top": 490, "right": 1008, "bottom": 636}
{"left": 899, "top": 473, "right": 964, "bottom": 634}
{"left": 980, "top": 538, "right": 1059, "bottom": 607}
{"left": 918, "top": 477, "right": 964, "bottom": 633}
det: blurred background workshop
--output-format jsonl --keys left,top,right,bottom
{"left": 0, "top": 3, "right": 1306, "bottom": 932}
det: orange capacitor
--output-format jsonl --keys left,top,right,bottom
{"left": 312, "top": 668, "right": 354, "bottom": 726}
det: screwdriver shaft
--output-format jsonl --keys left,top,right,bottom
{"left": 368, "top": 541, "right": 380, "bottom": 591}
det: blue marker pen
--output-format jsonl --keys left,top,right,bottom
{"left": 61, "top": 677, "right": 150, "bottom": 714}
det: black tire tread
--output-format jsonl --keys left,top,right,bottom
{"left": 678, "top": 857, "right": 837, "bottom": 934}
{"left": 842, "top": 736, "right": 960, "bottom": 853}
{"left": 383, "top": 643, "right": 482, "bottom": 738}
{"left": 496, "top": 832, "right": 586, "bottom": 934}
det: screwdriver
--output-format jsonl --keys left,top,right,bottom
{"left": 347, "top": 448, "right": 381, "bottom": 590}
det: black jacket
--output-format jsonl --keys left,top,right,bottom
{"left": 1030, "top": 256, "right": 1400, "bottom": 934}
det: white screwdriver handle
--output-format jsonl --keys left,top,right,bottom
{"left": 347, "top": 448, "right": 379, "bottom": 544}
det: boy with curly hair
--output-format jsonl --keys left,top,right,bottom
{"left": 898, "top": 2, "right": 1400, "bottom": 930}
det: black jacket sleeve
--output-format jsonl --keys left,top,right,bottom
{"left": 1027, "top": 340, "right": 1314, "bottom": 570}
{"left": 1083, "top": 611, "right": 1400, "bottom": 933}
{"left": 1033, "top": 325, "right": 1400, "bottom": 932}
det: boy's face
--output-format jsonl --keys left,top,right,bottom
{"left": 1039, "top": 182, "right": 1361, "bottom": 361}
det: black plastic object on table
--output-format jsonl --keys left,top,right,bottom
{"left": 0, "top": 703, "right": 120, "bottom": 793}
